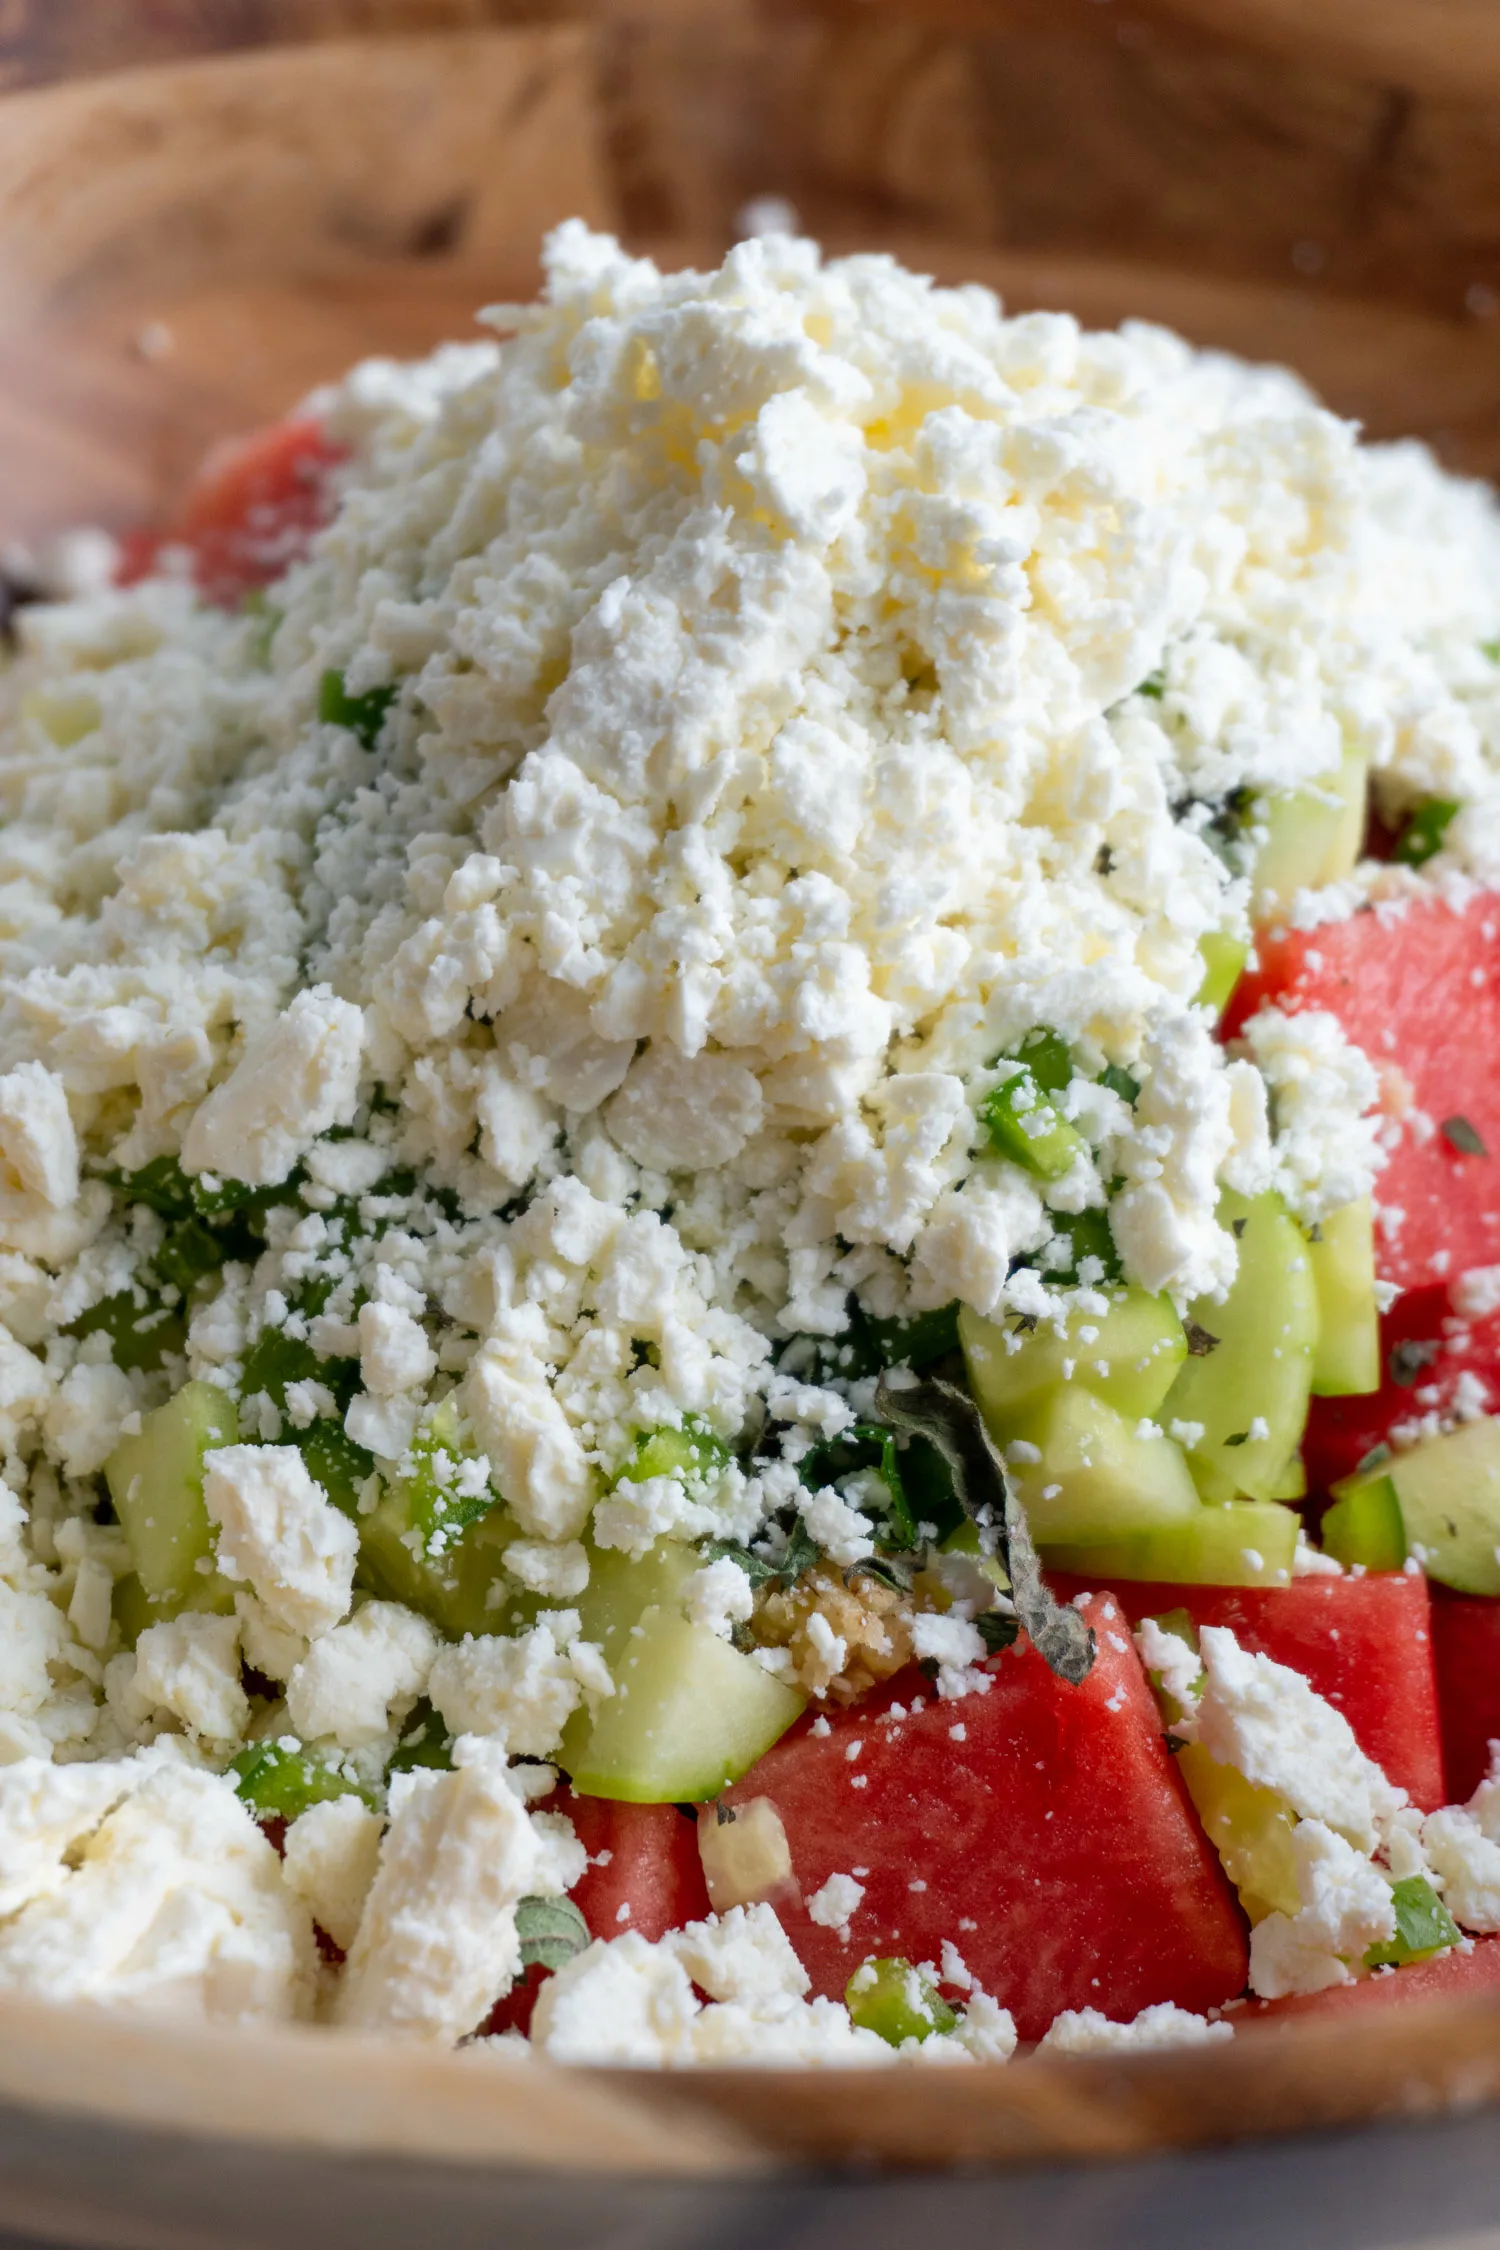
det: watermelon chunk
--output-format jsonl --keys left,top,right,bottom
{"left": 1430, "top": 1588, "right": 1500, "bottom": 1803}
{"left": 1242, "top": 1935, "right": 1500, "bottom": 2022}
{"left": 722, "top": 1598, "right": 1248, "bottom": 2042}
{"left": 1226, "top": 889, "right": 1500, "bottom": 1295}
{"left": 117, "top": 415, "right": 346, "bottom": 608}
{"left": 1303, "top": 1287, "right": 1500, "bottom": 1492}
{"left": 1048, "top": 1571, "right": 1445, "bottom": 1811}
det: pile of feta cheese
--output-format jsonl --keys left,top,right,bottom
{"left": 3, "top": 223, "right": 1500, "bottom": 2048}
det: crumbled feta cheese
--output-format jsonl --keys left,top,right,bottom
{"left": 0, "top": 1063, "right": 78, "bottom": 1211}
{"left": 1039, "top": 2002, "right": 1233, "bottom": 2054}
{"left": 1134, "top": 1616, "right": 1202, "bottom": 1711}
{"left": 909, "top": 1611, "right": 989, "bottom": 1699}
{"left": 805, "top": 1870, "right": 864, "bottom": 1936}
{"left": 203, "top": 1444, "right": 358, "bottom": 1640}
{"left": 285, "top": 1601, "right": 438, "bottom": 1749}
{"left": 1248, "top": 1818, "right": 1397, "bottom": 1998}
{"left": 428, "top": 1615, "right": 608, "bottom": 1758}
{"left": 1451, "top": 1265, "right": 1500, "bottom": 1321}
{"left": 357, "top": 1301, "right": 436, "bottom": 1398}
{"left": 334, "top": 1736, "right": 582, "bottom": 2040}
{"left": 1195, "top": 1625, "right": 1405, "bottom": 1850}
{"left": 1421, "top": 1806, "right": 1500, "bottom": 1932}
{"left": 683, "top": 1556, "right": 755, "bottom": 1641}
{"left": 281, "top": 1795, "right": 384, "bottom": 1951}
{"left": 133, "top": 1614, "right": 248, "bottom": 1744}
{"left": 0, "top": 1764, "right": 317, "bottom": 2022}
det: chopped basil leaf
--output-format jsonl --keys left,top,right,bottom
{"left": 318, "top": 667, "right": 397, "bottom": 751}
{"left": 1364, "top": 1876, "right": 1459, "bottom": 1970}
{"left": 1441, "top": 1114, "right": 1487, "bottom": 1156}
{"left": 516, "top": 1893, "right": 590, "bottom": 1973}
{"left": 1099, "top": 1063, "right": 1140, "bottom": 1105}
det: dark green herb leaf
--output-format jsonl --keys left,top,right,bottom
{"left": 319, "top": 667, "right": 398, "bottom": 751}
{"left": 1394, "top": 799, "right": 1459, "bottom": 869}
{"left": 703, "top": 1518, "right": 819, "bottom": 1595}
{"left": 1390, "top": 1338, "right": 1441, "bottom": 1387}
{"left": 873, "top": 1375, "right": 1094, "bottom": 1684}
{"left": 1099, "top": 1064, "right": 1140, "bottom": 1105}
{"left": 1136, "top": 670, "right": 1166, "bottom": 700}
{"left": 976, "top": 1610, "right": 1020, "bottom": 1656}
{"left": 298, "top": 1417, "right": 376, "bottom": 1517}
{"left": 107, "top": 1153, "right": 198, "bottom": 1220}
{"left": 799, "top": 1422, "right": 917, "bottom": 1549}
{"left": 1223, "top": 1431, "right": 1249, "bottom": 1448}
{"left": 516, "top": 1894, "right": 590, "bottom": 1973}
{"left": 1441, "top": 1114, "right": 1487, "bottom": 1157}
{"left": 713, "top": 1798, "right": 736, "bottom": 1826}
{"left": 387, "top": 1700, "right": 453, "bottom": 1776}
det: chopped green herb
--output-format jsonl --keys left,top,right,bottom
{"left": 1012, "top": 1026, "right": 1074, "bottom": 1094}
{"left": 1042, "top": 1205, "right": 1122, "bottom": 1284}
{"left": 1393, "top": 799, "right": 1459, "bottom": 868}
{"left": 1364, "top": 1876, "right": 1460, "bottom": 1970}
{"left": 1136, "top": 670, "right": 1166, "bottom": 700}
{"left": 1389, "top": 1338, "right": 1441, "bottom": 1388}
{"left": 1223, "top": 1430, "right": 1249, "bottom": 1448}
{"left": 854, "top": 1301, "right": 960, "bottom": 1373}
{"left": 799, "top": 1422, "right": 917, "bottom": 1550}
{"left": 387, "top": 1699, "right": 453, "bottom": 1775}
{"left": 297, "top": 1416, "right": 376, "bottom": 1517}
{"left": 976, "top": 1610, "right": 1020, "bottom": 1656}
{"left": 230, "top": 1740, "right": 367, "bottom": 1822}
{"left": 1441, "top": 1114, "right": 1487, "bottom": 1157}
{"left": 874, "top": 1374, "right": 1095, "bottom": 1684}
{"left": 703, "top": 1518, "right": 819, "bottom": 1595}
{"left": 318, "top": 667, "right": 397, "bottom": 751}
{"left": 1099, "top": 1064, "right": 1140, "bottom": 1105}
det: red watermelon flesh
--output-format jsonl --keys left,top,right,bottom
{"left": 117, "top": 415, "right": 346, "bottom": 608}
{"left": 1241, "top": 1935, "right": 1500, "bottom": 2022}
{"left": 1303, "top": 1285, "right": 1500, "bottom": 1493}
{"left": 1224, "top": 888, "right": 1500, "bottom": 1294}
{"left": 721, "top": 1598, "right": 1248, "bottom": 2043}
{"left": 1047, "top": 1572, "right": 1445, "bottom": 1811}
{"left": 1430, "top": 1588, "right": 1500, "bottom": 1804}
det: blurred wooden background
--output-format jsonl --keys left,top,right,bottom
{"left": 4, "top": 0, "right": 1500, "bottom": 536}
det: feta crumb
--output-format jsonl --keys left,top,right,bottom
{"left": 133, "top": 1614, "right": 248, "bottom": 1744}
{"left": 428, "top": 1615, "right": 608, "bottom": 1758}
{"left": 805, "top": 1870, "right": 865, "bottom": 1936}
{"left": 1039, "top": 2002, "right": 1233, "bottom": 2054}
{"left": 281, "top": 1796, "right": 384, "bottom": 1951}
{"left": 683, "top": 1556, "right": 755, "bottom": 1641}
{"left": 182, "top": 988, "right": 364, "bottom": 1188}
{"left": 285, "top": 1600, "right": 438, "bottom": 1749}
{"left": 202, "top": 1444, "right": 358, "bottom": 1640}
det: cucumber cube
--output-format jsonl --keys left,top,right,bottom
{"left": 360, "top": 1494, "right": 525, "bottom": 1640}
{"left": 961, "top": 1287, "right": 1187, "bottom": 1430}
{"left": 1196, "top": 931, "right": 1249, "bottom": 1018}
{"left": 845, "top": 1958, "right": 956, "bottom": 2046}
{"left": 1308, "top": 1199, "right": 1380, "bottom": 1397}
{"left": 1252, "top": 745, "right": 1368, "bottom": 915}
{"left": 1387, "top": 1418, "right": 1500, "bottom": 1594}
{"left": 554, "top": 1539, "right": 702, "bottom": 1771}
{"left": 1268, "top": 1452, "right": 1307, "bottom": 1501}
{"left": 1043, "top": 1499, "right": 1301, "bottom": 1587}
{"left": 1175, "top": 1742, "right": 1301, "bottom": 1922}
{"left": 1162, "top": 1189, "right": 1319, "bottom": 1502}
{"left": 105, "top": 1382, "right": 239, "bottom": 1610}
{"left": 1322, "top": 1469, "right": 1406, "bottom": 1574}
{"left": 568, "top": 1606, "right": 804, "bottom": 1803}
{"left": 1002, "top": 1386, "right": 1201, "bottom": 1545}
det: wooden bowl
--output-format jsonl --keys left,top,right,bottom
{"left": 4, "top": 11, "right": 1500, "bottom": 2244}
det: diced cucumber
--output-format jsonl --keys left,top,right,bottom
{"left": 360, "top": 1495, "right": 526, "bottom": 1639}
{"left": 938, "top": 1516, "right": 1010, "bottom": 1593}
{"left": 1162, "top": 1189, "right": 1319, "bottom": 1502}
{"left": 1196, "top": 932, "right": 1249, "bottom": 1017}
{"left": 1251, "top": 745, "right": 1368, "bottom": 915}
{"left": 555, "top": 1540, "right": 703, "bottom": 1772}
{"left": 1002, "top": 1386, "right": 1201, "bottom": 1545}
{"left": 1268, "top": 1452, "right": 1307, "bottom": 1501}
{"left": 22, "top": 687, "right": 100, "bottom": 746}
{"left": 319, "top": 667, "right": 396, "bottom": 751}
{"left": 1387, "top": 1418, "right": 1500, "bottom": 1594}
{"left": 105, "top": 1382, "right": 239, "bottom": 1610}
{"left": 1175, "top": 1742, "right": 1301, "bottom": 1922}
{"left": 1365, "top": 1876, "right": 1459, "bottom": 1969}
{"left": 568, "top": 1606, "right": 804, "bottom": 1803}
{"left": 1308, "top": 1199, "right": 1380, "bottom": 1397}
{"left": 845, "top": 1958, "right": 956, "bottom": 2046}
{"left": 1043, "top": 1499, "right": 1301, "bottom": 1587}
{"left": 1322, "top": 1468, "right": 1406, "bottom": 1573}
{"left": 960, "top": 1287, "right": 1187, "bottom": 1430}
